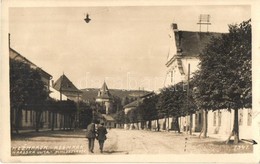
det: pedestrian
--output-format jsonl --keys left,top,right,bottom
{"left": 86, "top": 121, "right": 96, "bottom": 153}
{"left": 96, "top": 122, "right": 108, "bottom": 153}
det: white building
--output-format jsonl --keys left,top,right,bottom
{"left": 164, "top": 23, "right": 252, "bottom": 139}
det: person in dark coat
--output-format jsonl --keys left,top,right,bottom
{"left": 86, "top": 122, "right": 96, "bottom": 153}
{"left": 96, "top": 123, "right": 108, "bottom": 153}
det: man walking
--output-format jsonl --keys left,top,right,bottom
{"left": 86, "top": 121, "right": 96, "bottom": 153}
{"left": 96, "top": 122, "right": 108, "bottom": 153}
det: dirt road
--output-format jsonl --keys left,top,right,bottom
{"left": 11, "top": 129, "right": 253, "bottom": 155}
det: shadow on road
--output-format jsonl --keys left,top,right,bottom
{"left": 11, "top": 130, "right": 86, "bottom": 140}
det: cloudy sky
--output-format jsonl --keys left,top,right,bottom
{"left": 9, "top": 5, "right": 250, "bottom": 91}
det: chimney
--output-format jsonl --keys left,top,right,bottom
{"left": 171, "top": 23, "right": 181, "bottom": 53}
{"left": 171, "top": 23, "right": 178, "bottom": 32}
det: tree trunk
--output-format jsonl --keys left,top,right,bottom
{"left": 148, "top": 120, "right": 151, "bottom": 130}
{"left": 164, "top": 116, "right": 167, "bottom": 130}
{"left": 35, "top": 111, "right": 42, "bottom": 132}
{"left": 156, "top": 119, "right": 160, "bottom": 131}
{"left": 226, "top": 109, "right": 239, "bottom": 144}
{"left": 14, "top": 108, "right": 21, "bottom": 134}
{"left": 175, "top": 116, "right": 180, "bottom": 133}
{"left": 199, "top": 109, "right": 208, "bottom": 138}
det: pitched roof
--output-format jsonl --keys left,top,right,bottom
{"left": 97, "top": 82, "right": 112, "bottom": 99}
{"left": 53, "top": 74, "right": 81, "bottom": 93}
{"left": 176, "top": 31, "right": 222, "bottom": 57}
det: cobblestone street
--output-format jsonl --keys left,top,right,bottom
{"left": 11, "top": 129, "right": 253, "bottom": 156}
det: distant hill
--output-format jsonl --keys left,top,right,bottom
{"left": 81, "top": 88, "right": 151, "bottom": 102}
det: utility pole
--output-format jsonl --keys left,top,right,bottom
{"left": 187, "top": 64, "right": 192, "bottom": 135}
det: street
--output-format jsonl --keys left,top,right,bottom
{"left": 11, "top": 129, "right": 253, "bottom": 156}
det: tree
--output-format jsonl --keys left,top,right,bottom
{"left": 158, "top": 82, "right": 196, "bottom": 133}
{"left": 114, "top": 109, "right": 125, "bottom": 127}
{"left": 191, "top": 76, "right": 209, "bottom": 138}
{"left": 140, "top": 94, "right": 159, "bottom": 130}
{"left": 112, "top": 95, "right": 123, "bottom": 114}
{"left": 78, "top": 101, "right": 93, "bottom": 129}
{"left": 10, "top": 59, "right": 48, "bottom": 133}
{"left": 193, "top": 19, "right": 251, "bottom": 144}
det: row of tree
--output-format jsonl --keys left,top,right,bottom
{"left": 114, "top": 19, "right": 251, "bottom": 144}
{"left": 192, "top": 19, "right": 251, "bottom": 144}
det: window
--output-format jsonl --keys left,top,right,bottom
{"left": 45, "top": 111, "right": 48, "bottom": 122}
{"left": 198, "top": 113, "right": 202, "bottom": 124}
{"left": 213, "top": 111, "right": 217, "bottom": 126}
{"left": 25, "top": 110, "right": 28, "bottom": 123}
{"left": 55, "top": 113, "right": 57, "bottom": 126}
{"left": 247, "top": 109, "right": 252, "bottom": 126}
{"left": 239, "top": 110, "right": 243, "bottom": 125}
{"left": 30, "top": 110, "right": 33, "bottom": 123}
{"left": 42, "top": 111, "right": 45, "bottom": 122}
{"left": 218, "top": 110, "right": 222, "bottom": 126}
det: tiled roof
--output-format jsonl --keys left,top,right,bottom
{"left": 53, "top": 74, "right": 81, "bottom": 93}
{"left": 176, "top": 31, "right": 222, "bottom": 57}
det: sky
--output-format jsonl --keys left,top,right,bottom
{"left": 9, "top": 5, "right": 250, "bottom": 91}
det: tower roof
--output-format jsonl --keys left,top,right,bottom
{"left": 53, "top": 74, "right": 81, "bottom": 93}
{"left": 97, "top": 82, "right": 112, "bottom": 100}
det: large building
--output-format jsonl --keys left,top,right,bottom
{"left": 164, "top": 23, "right": 252, "bottom": 139}
{"left": 10, "top": 47, "right": 77, "bottom": 131}
{"left": 10, "top": 47, "right": 53, "bottom": 130}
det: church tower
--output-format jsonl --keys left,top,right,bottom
{"left": 96, "top": 82, "right": 112, "bottom": 115}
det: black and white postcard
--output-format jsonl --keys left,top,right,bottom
{"left": 1, "top": 0, "right": 260, "bottom": 163}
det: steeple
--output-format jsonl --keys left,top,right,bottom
{"left": 96, "top": 81, "right": 112, "bottom": 101}
{"left": 96, "top": 81, "right": 113, "bottom": 115}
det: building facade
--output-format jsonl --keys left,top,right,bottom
{"left": 10, "top": 47, "right": 53, "bottom": 130}
{"left": 10, "top": 48, "right": 78, "bottom": 132}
